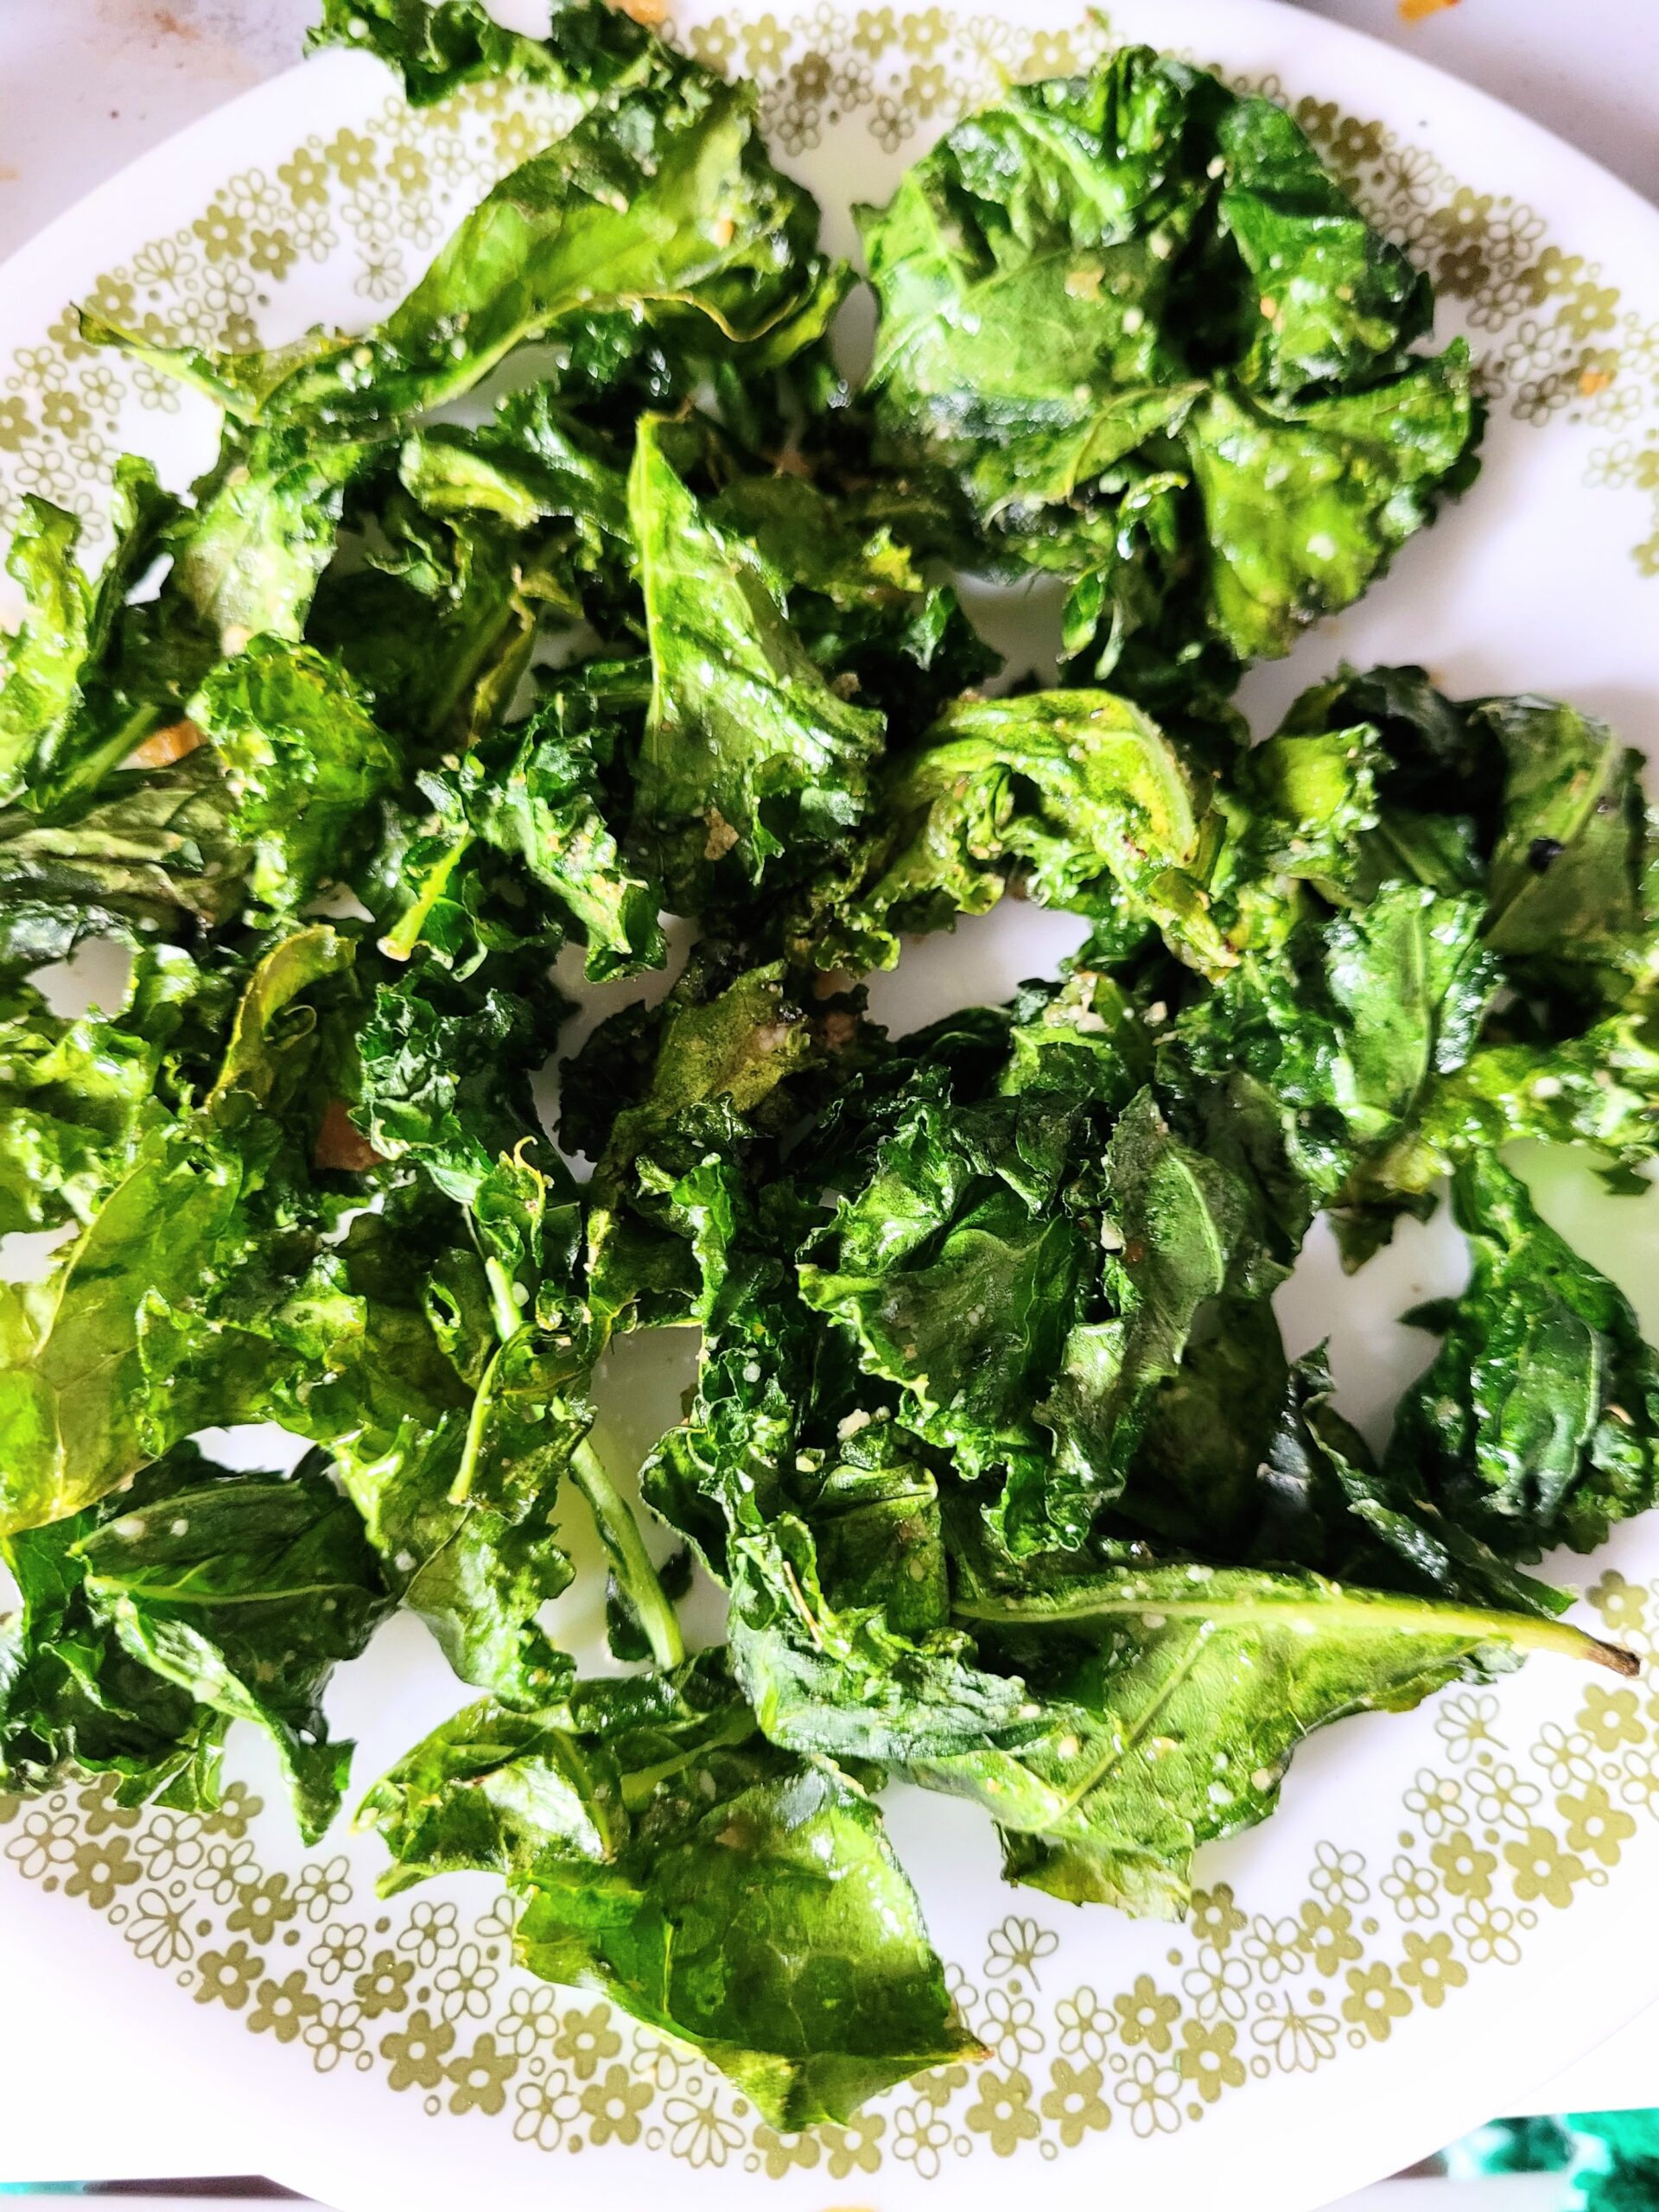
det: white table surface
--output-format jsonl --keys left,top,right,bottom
{"left": 2, "top": 0, "right": 1658, "bottom": 2192}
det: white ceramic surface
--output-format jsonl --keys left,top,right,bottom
{"left": 3, "top": 6, "right": 1659, "bottom": 2208}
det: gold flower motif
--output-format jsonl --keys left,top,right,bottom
{"left": 445, "top": 2031, "right": 517, "bottom": 2116}
{"left": 852, "top": 5, "right": 894, "bottom": 56}
{"left": 513, "top": 2069, "right": 582, "bottom": 2152}
{"left": 664, "top": 2093, "right": 749, "bottom": 2171}
{"left": 276, "top": 144, "right": 330, "bottom": 207}
{"left": 500, "top": 1984, "right": 561, "bottom": 2057}
{"left": 910, "top": 2061, "right": 971, "bottom": 2105}
{"left": 1533, "top": 1723, "right": 1598, "bottom": 1793}
{"left": 354, "top": 1947, "right": 414, "bottom": 2018}
{"left": 354, "top": 251, "right": 406, "bottom": 304}
{"left": 249, "top": 1970, "right": 321, "bottom": 2044}
{"left": 226, "top": 1870, "right": 296, "bottom": 1942}
{"left": 85, "top": 275, "right": 136, "bottom": 326}
{"left": 870, "top": 94, "right": 914, "bottom": 153}
{"left": 552, "top": 2001, "right": 622, "bottom": 2078}
{"left": 1434, "top": 1693, "right": 1502, "bottom": 1764}
{"left": 200, "top": 1783, "right": 262, "bottom": 1839}
{"left": 398, "top": 1897, "right": 459, "bottom": 1966}
{"left": 1298, "top": 1899, "right": 1361, "bottom": 1976}
{"left": 324, "top": 127, "right": 378, "bottom": 188}
{"left": 1431, "top": 1830, "right": 1496, "bottom": 1903}
{"left": 1343, "top": 1963, "right": 1411, "bottom": 2044}
{"left": 5, "top": 1804, "right": 78, "bottom": 1875}
{"left": 1042, "top": 2056, "right": 1110, "bottom": 2144}
{"left": 741, "top": 12, "right": 790, "bottom": 68}
{"left": 899, "top": 3, "right": 948, "bottom": 56}
{"left": 1179, "top": 2017, "right": 1245, "bottom": 2103}
{"left": 1380, "top": 1855, "right": 1439, "bottom": 1924}
{"left": 195, "top": 1940, "right": 265, "bottom": 2011}
{"left": 1114, "top": 2051, "right": 1181, "bottom": 2139}
{"left": 1190, "top": 1883, "right": 1247, "bottom": 1953}
{"left": 66, "top": 1833, "right": 140, "bottom": 1909}
{"left": 1454, "top": 1898, "right": 1522, "bottom": 1967}
{"left": 1311, "top": 1842, "right": 1369, "bottom": 1905}
{"left": 689, "top": 20, "right": 737, "bottom": 68}
{"left": 581, "top": 2062, "right": 653, "bottom": 2145}
{"left": 1399, "top": 1930, "right": 1467, "bottom": 2010}
{"left": 0, "top": 397, "right": 34, "bottom": 452}
{"left": 822, "top": 2109, "right": 885, "bottom": 2176}
{"left": 293, "top": 1856, "right": 352, "bottom": 1923}
{"left": 385, "top": 143, "right": 430, "bottom": 195}
{"left": 1560, "top": 281, "right": 1620, "bottom": 343}
{"left": 1018, "top": 28, "right": 1074, "bottom": 79}
{"left": 1113, "top": 1974, "right": 1180, "bottom": 2052}
{"left": 192, "top": 202, "right": 247, "bottom": 264}
{"left": 382, "top": 2007, "right": 456, "bottom": 2092}
{"left": 1403, "top": 1771, "right": 1465, "bottom": 1839}
{"left": 1558, "top": 1783, "right": 1636, "bottom": 1869}
{"left": 248, "top": 228, "right": 297, "bottom": 283}
{"left": 1591, "top": 1573, "right": 1650, "bottom": 1637}
{"left": 1243, "top": 1913, "right": 1303, "bottom": 1986}
{"left": 1503, "top": 1825, "right": 1587, "bottom": 1910}
{"left": 1181, "top": 1942, "right": 1250, "bottom": 2024}
{"left": 753, "top": 2124, "right": 821, "bottom": 2177}
{"left": 906, "top": 61, "right": 948, "bottom": 117}
{"left": 132, "top": 1812, "right": 201, "bottom": 1880}
{"left": 434, "top": 1940, "right": 499, "bottom": 2023}
{"left": 302, "top": 1999, "right": 366, "bottom": 2075}
{"left": 964, "top": 2065, "right": 1040, "bottom": 2154}
{"left": 1469, "top": 1761, "right": 1542, "bottom": 1834}
{"left": 982, "top": 1983, "right": 1043, "bottom": 2063}
{"left": 309, "top": 1923, "right": 366, "bottom": 1987}
{"left": 891, "top": 2097, "right": 953, "bottom": 2177}
{"left": 1055, "top": 1985, "right": 1111, "bottom": 2061}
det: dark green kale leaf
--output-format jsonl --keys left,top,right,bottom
{"left": 927, "top": 1565, "right": 1631, "bottom": 1916}
{"left": 359, "top": 1653, "right": 983, "bottom": 2126}
{"left": 1037, "top": 1089, "right": 1282, "bottom": 1550}
{"left": 706, "top": 467, "right": 1001, "bottom": 725}
{"left": 0, "top": 748, "right": 249, "bottom": 969}
{"left": 308, "top": 0, "right": 653, "bottom": 104}
{"left": 0, "top": 465, "right": 192, "bottom": 812}
{"left": 2, "top": 1441, "right": 388, "bottom": 1837}
{"left": 858, "top": 48, "right": 1480, "bottom": 708}
{"left": 88, "top": 68, "right": 849, "bottom": 434}
{"left": 797, "top": 688, "right": 1230, "bottom": 975}
{"left": 378, "top": 690, "right": 662, "bottom": 982}
{"left": 0, "top": 965, "right": 171, "bottom": 1235}
{"left": 193, "top": 639, "right": 404, "bottom": 916}
{"left": 628, "top": 416, "right": 884, "bottom": 907}
{"left": 2, "top": 1448, "right": 226, "bottom": 1815}
{"left": 73, "top": 1453, "right": 389, "bottom": 1840}
{"left": 1389, "top": 1154, "right": 1659, "bottom": 1558}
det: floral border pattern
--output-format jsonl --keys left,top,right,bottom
{"left": 3, "top": 10, "right": 1659, "bottom": 2181}
{"left": 3, "top": 1571, "right": 1653, "bottom": 2173}
{"left": 0, "top": 9, "right": 1656, "bottom": 569}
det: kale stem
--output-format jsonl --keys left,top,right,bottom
{"left": 483, "top": 1255, "right": 524, "bottom": 1345}
{"left": 571, "top": 1438, "right": 684, "bottom": 1673}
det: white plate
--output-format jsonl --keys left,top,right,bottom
{"left": 3, "top": 4, "right": 1659, "bottom": 2208}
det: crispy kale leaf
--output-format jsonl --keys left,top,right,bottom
{"left": 3, "top": 1443, "right": 387, "bottom": 1837}
{"left": 629, "top": 416, "right": 885, "bottom": 906}
{"left": 359, "top": 1655, "right": 982, "bottom": 2126}
{"left": 932, "top": 1565, "right": 1630, "bottom": 1916}
{"left": 798, "top": 688, "right": 1230, "bottom": 974}
{"left": 858, "top": 48, "right": 1481, "bottom": 709}
{"left": 87, "top": 68, "right": 848, "bottom": 434}
{"left": 1390, "top": 1155, "right": 1659, "bottom": 1557}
